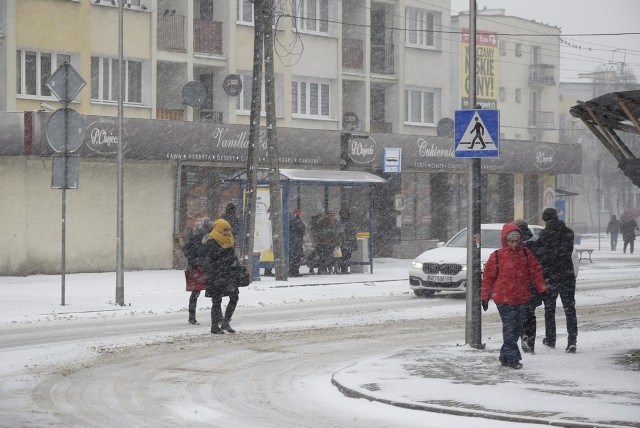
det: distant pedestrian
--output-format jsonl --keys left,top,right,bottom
{"left": 221, "top": 202, "right": 241, "bottom": 238}
{"left": 338, "top": 209, "right": 358, "bottom": 274}
{"left": 621, "top": 218, "right": 638, "bottom": 254}
{"left": 182, "top": 217, "right": 214, "bottom": 325}
{"left": 314, "top": 211, "right": 341, "bottom": 275}
{"left": 203, "top": 219, "right": 240, "bottom": 334}
{"left": 514, "top": 219, "right": 544, "bottom": 354}
{"left": 538, "top": 207, "right": 578, "bottom": 353}
{"left": 606, "top": 215, "right": 621, "bottom": 251}
{"left": 288, "top": 209, "right": 306, "bottom": 277}
{"left": 481, "top": 223, "right": 547, "bottom": 370}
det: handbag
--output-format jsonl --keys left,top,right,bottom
{"left": 185, "top": 266, "right": 207, "bottom": 291}
{"left": 227, "top": 264, "right": 251, "bottom": 288}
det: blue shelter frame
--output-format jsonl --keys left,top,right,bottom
{"left": 223, "top": 168, "right": 386, "bottom": 274}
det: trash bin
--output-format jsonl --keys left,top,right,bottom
{"left": 350, "top": 232, "right": 370, "bottom": 274}
{"left": 251, "top": 252, "right": 261, "bottom": 281}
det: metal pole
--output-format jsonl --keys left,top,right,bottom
{"left": 597, "top": 160, "right": 601, "bottom": 250}
{"left": 115, "top": 1, "right": 125, "bottom": 305}
{"left": 264, "top": 0, "right": 285, "bottom": 281}
{"left": 61, "top": 108, "right": 67, "bottom": 306}
{"left": 242, "top": 0, "right": 265, "bottom": 273}
{"left": 465, "top": 0, "right": 484, "bottom": 349}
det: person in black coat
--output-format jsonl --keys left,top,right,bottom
{"left": 221, "top": 202, "right": 241, "bottom": 240}
{"left": 203, "top": 218, "right": 240, "bottom": 334}
{"left": 537, "top": 208, "right": 578, "bottom": 353}
{"left": 621, "top": 218, "right": 638, "bottom": 254}
{"left": 514, "top": 219, "right": 544, "bottom": 353}
{"left": 606, "top": 215, "right": 621, "bottom": 251}
{"left": 182, "top": 217, "right": 214, "bottom": 325}
{"left": 288, "top": 209, "right": 306, "bottom": 277}
{"left": 338, "top": 209, "right": 358, "bottom": 274}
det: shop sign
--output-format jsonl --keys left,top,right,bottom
{"left": 348, "top": 135, "right": 377, "bottom": 165}
{"left": 85, "top": 118, "right": 127, "bottom": 155}
{"left": 535, "top": 144, "right": 556, "bottom": 171}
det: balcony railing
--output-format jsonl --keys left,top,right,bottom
{"left": 371, "top": 43, "right": 394, "bottom": 74}
{"left": 157, "top": 108, "right": 185, "bottom": 121}
{"left": 528, "top": 111, "right": 555, "bottom": 129}
{"left": 529, "top": 63, "right": 556, "bottom": 86}
{"left": 194, "top": 19, "right": 223, "bottom": 55}
{"left": 199, "top": 110, "right": 223, "bottom": 123}
{"left": 158, "top": 15, "right": 186, "bottom": 51}
{"left": 343, "top": 38, "right": 364, "bottom": 70}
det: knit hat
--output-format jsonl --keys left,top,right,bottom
{"left": 542, "top": 207, "right": 559, "bottom": 222}
{"left": 506, "top": 230, "right": 521, "bottom": 241}
{"left": 200, "top": 217, "right": 214, "bottom": 232}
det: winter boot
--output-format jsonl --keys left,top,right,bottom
{"left": 566, "top": 341, "right": 577, "bottom": 353}
{"left": 221, "top": 319, "right": 236, "bottom": 334}
{"left": 211, "top": 324, "right": 224, "bottom": 334}
{"left": 188, "top": 317, "right": 199, "bottom": 325}
{"left": 542, "top": 338, "right": 555, "bottom": 348}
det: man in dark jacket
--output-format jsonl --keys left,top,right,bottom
{"left": 288, "top": 209, "right": 306, "bottom": 277}
{"left": 621, "top": 218, "right": 638, "bottom": 254}
{"left": 537, "top": 208, "right": 578, "bottom": 353}
{"left": 606, "top": 215, "right": 621, "bottom": 251}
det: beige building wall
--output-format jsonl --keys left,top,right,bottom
{"left": 0, "top": 158, "right": 175, "bottom": 275}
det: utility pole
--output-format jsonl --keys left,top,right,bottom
{"left": 242, "top": 0, "right": 265, "bottom": 271}
{"left": 263, "top": 0, "right": 286, "bottom": 280}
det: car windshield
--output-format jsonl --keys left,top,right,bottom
{"left": 446, "top": 229, "right": 503, "bottom": 249}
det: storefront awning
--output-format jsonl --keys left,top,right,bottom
{"left": 224, "top": 168, "right": 386, "bottom": 186}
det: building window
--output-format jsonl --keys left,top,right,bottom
{"left": 292, "top": 78, "right": 330, "bottom": 118}
{"left": 499, "top": 87, "right": 505, "bottom": 102}
{"left": 16, "top": 50, "right": 71, "bottom": 98}
{"left": 515, "top": 88, "right": 522, "bottom": 103}
{"left": 237, "top": 0, "right": 253, "bottom": 24}
{"left": 293, "top": 0, "right": 329, "bottom": 33}
{"left": 405, "top": 8, "right": 440, "bottom": 48}
{"left": 499, "top": 41, "right": 506, "bottom": 56}
{"left": 236, "top": 72, "right": 284, "bottom": 116}
{"left": 515, "top": 43, "right": 522, "bottom": 57}
{"left": 404, "top": 88, "right": 439, "bottom": 125}
{"left": 91, "top": 56, "right": 143, "bottom": 104}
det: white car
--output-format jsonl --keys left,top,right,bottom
{"left": 408, "top": 223, "right": 579, "bottom": 298}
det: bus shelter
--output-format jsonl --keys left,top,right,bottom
{"left": 223, "top": 168, "right": 386, "bottom": 275}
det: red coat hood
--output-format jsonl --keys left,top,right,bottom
{"left": 501, "top": 222, "right": 521, "bottom": 247}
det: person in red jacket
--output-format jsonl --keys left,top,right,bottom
{"left": 481, "top": 223, "right": 547, "bottom": 369}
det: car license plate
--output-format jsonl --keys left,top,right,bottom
{"left": 426, "top": 275, "right": 451, "bottom": 283}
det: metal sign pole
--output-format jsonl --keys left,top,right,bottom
{"left": 115, "top": 1, "right": 125, "bottom": 305}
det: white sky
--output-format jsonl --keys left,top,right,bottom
{"left": 449, "top": 0, "right": 640, "bottom": 81}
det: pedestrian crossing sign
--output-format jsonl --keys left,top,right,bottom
{"left": 454, "top": 109, "right": 500, "bottom": 158}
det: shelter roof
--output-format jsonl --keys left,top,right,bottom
{"left": 224, "top": 168, "right": 386, "bottom": 186}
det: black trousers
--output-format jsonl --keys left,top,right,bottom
{"left": 188, "top": 291, "right": 200, "bottom": 321}
{"left": 521, "top": 304, "right": 537, "bottom": 349}
{"left": 211, "top": 289, "right": 239, "bottom": 325}
{"left": 543, "top": 286, "right": 578, "bottom": 344}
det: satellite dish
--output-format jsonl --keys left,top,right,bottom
{"left": 437, "top": 118, "right": 454, "bottom": 137}
{"left": 182, "top": 81, "right": 206, "bottom": 108}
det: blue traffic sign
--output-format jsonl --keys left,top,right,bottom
{"left": 454, "top": 109, "right": 500, "bottom": 158}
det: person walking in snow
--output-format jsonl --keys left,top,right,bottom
{"left": 203, "top": 219, "right": 241, "bottom": 334}
{"left": 481, "top": 223, "right": 547, "bottom": 370}
{"left": 606, "top": 215, "right": 621, "bottom": 251}
{"left": 621, "top": 218, "right": 638, "bottom": 254}
{"left": 538, "top": 207, "right": 578, "bottom": 353}
{"left": 182, "top": 217, "right": 214, "bottom": 325}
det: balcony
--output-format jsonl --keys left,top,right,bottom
{"left": 370, "top": 121, "right": 392, "bottom": 133}
{"left": 528, "top": 111, "right": 555, "bottom": 129}
{"left": 194, "top": 19, "right": 223, "bottom": 55}
{"left": 371, "top": 43, "right": 394, "bottom": 74}
{"left": 529, "top": 64, "right": 556, "bottom": 86}
{"left": 343, "top": 38, "right": 364, "bottom": 71}
{"left": 158, "top": 14, "right": 186, "bottom": 51}
{"left": 157, "top": 108, "right": 185, "bottom": 121}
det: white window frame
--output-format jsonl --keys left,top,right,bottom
{"left": 236, "top": 72, "right": 284, "bottom": 117}
{"left": 91, "top": 56, "right": 144, "bottom": 104}
{"left": 16, "top": 49, "right": 72, "bottom": 99}
{"left": 291, "top": 78, "right": 331, "bottom": 119}
{"left": 404, "top": 87, "right": 439, "bottom": 126}
{"left": 293, "top": 0, "right": 329, "bottom": 34}
{"left": 237, "top": 0, "right": 254, "bottom": 24}
{"left": 405, "top": 8, "right": 440, "bottom": 49}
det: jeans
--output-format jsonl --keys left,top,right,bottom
{"left": 610, "top": 234, "right": 618, "bottom": 251}
{"left": 496, "top": 304, "right": 528, "bottom": 364}
{"left": 543, "top": 285, "right": 578, "bottom": 344}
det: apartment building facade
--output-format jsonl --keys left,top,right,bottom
{"left": 0, "top": 0, "right": 580, "bottom": 274}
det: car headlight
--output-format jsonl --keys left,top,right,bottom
{"left": 411, "top": 260, "right": 422, "bottom": 269}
